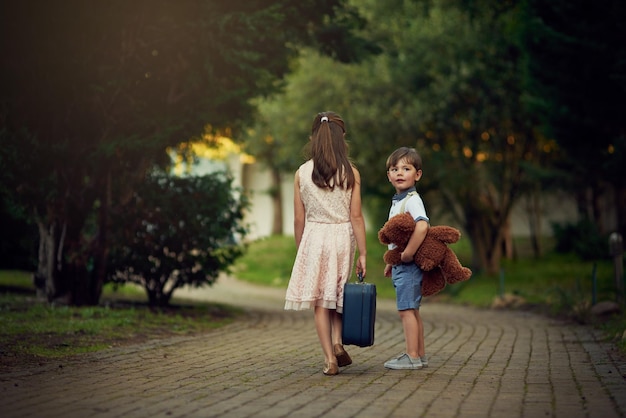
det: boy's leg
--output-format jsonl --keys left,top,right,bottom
{"left": 415, "top": 309, "right": 425, "bottom": 358}
{"left": 399, "top": 309, "right": 419, "bottom": 358}
{"left": 385, "top": 308, "right": 423, "bottom": 370}
{"left": 386, "top": 263, "right": 423, "bottom": 369}
{"left": 393, "top": 263, "right": 423, "bottom": 359}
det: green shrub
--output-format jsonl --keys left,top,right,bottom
{"left": 552, "top": 219, "right": 610, "bottom": 260}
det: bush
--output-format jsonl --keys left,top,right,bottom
{"left": 107, "top": 171, "right": 248, "bottom": 307}
{"left": 0, "top": 199, "right": 37, "bottom": 270}
{"left": 552, "top": 219, "right": 609, "bottom": 260}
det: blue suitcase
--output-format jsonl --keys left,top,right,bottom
{"left": 342, "top": 274, "right": 376, "bottom": 347}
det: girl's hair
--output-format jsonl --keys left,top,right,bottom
{"left": 308, "top": 111, "right": 355, "bottom": 190}
{"left": 386, "top": 147, "right": 422, "bottom": 171}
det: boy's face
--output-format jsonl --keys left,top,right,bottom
{"left": 387, "top": 157, "right": 422, "bottom": 193}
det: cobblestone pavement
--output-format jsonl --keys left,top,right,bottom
{"left": 1, "top": 276, "right": 626, "bottom": 418}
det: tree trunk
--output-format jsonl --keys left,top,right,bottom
{"left": 466, "top": 212, "right": 490, "bottom": 274}
{"left": 64, "top": 260, "right": 92, "bottom": 306}
{"left": 502, "top": 219, "right": 513, "bottom": 260}
{"left": 146, "top": 284, "right": 173, "bottom": 307}
{"left": 36, "top": 219, "right": 64, "bottom": 301}
{"left": 465, "top": 208, "right": 507, "bottom": 275}
{"left": 525, "top": 191, "right": 543, "bottom": 258}
{"left": 617, "top": 184, "right": 626, "bottom": 236}
{"left": 37, "top": 211, "right": 104, "bottom": 306}
{"left": 270, "top": 168, "right": 283, "bottom": 235}
{"left": 91, "top": 171, "right": 112, "bottom": 305}
{"left": 591, "top": 185, "right": 605, "bottom": 234}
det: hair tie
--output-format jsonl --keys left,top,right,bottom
{"left": 321, "top": 116, "right": 329, "bottom": 123}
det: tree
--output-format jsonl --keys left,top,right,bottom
{"left": 395, "top": 1, "right": 552, "bottom": 273}
{"left": 244, "top": 0, "right": 556, "bottom": 274}
{"left": 244, "top": 50, "right": 360, "bottom": 234}
{"left": 0, "top": 197, "right": 37, "bottom": 271}
{"left": 0, "top": 0, "right": 368, "bottom": 305}
{"left": 107, "top": 171, "right": 247, "bottom": 307}
{"left": 243, "top": 8, "right": 381, "bottom": 235}
{"left": 522, "top": 0, "right": 626, "bottom": 237}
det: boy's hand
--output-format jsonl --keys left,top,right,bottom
{"left": 400, "top": 250, "right": 414, "bottom": 264}
{"left": 384, "top": 264, "right": 392, "bottom": 277}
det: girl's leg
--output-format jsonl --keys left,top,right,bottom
{"left": 330, "top": 310, "right": 343, "bottom": 345}
{"left": 399, "top": 309, "right": 419, "bottom": 358}
{"left": 314, "top": 306, "right": 337, "bottom": 374}
{"left": 330, "top": 310, "right": 352, "bottom": 366}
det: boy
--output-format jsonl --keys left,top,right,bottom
{"left": 383, "top": 147, "right": 429, "bottom": 370}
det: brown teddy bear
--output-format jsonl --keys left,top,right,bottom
{"left": 378, "top": 212, "right": 472, "bottom": 296}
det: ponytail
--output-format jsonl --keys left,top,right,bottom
{"left": 309, "top": 112, "right": 355, "bottom": 190}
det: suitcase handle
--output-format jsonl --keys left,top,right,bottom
{"left": 357, "top": 272, "right": 364, "bottom": 283}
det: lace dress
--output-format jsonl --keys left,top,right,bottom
{"left": 284, "top": 160, "right": 356, "bottom": 314}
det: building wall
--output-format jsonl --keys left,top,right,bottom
{"left": 191, "top": 156, "right": 582, "bottom": 240}
{"left": 240, "top": 162, "right": 292, "bottom": 240}
{"left": 239, "top": 162, "right": 582, "bottom": 239}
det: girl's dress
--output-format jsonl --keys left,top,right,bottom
{"left": 284, "top": 160, "right": 356, "bottom": 314}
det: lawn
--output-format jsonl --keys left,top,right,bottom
{"left": 1, "top": 231, "right": 624, "bottom": 364}
{"left": 0, "top": 270, "right": 241, "bottom": 368}
{"left": 234, "top": 233, "right": 619, "bottom": 310}
{"left": 233, "top": 232, "right": 626, "bottom": 351}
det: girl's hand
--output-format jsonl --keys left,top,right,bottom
{"left": 356, "top": 255, "right": 366, "bottom": 279}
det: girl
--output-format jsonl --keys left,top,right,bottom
{"left": 284, "top": 111, "right": 367, "bottom": 376}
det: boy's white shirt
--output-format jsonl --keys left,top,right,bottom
{"left": 387, "top": 191, "right": 429, "bottom": 251}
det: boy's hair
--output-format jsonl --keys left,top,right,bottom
{"left": 386, "top": 147, "right": 422, "bottom": 171}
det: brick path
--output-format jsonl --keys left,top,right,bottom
{"left": 1, "top": 276, "right": 625, "bottom": 418}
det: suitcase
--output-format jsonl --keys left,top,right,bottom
{"left": 341, "top": 273, "right": 376, "bottom": 347}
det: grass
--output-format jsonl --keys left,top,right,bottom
{"left": 1, "top": 232, "right": 624, "bottom": 364}
{"left": 0, "top": 270, "right": 241, "bottom": 367}
{"left": 234, "top": 233, "right": 626, "bottom": 352}
{"left": 235, "top": 233, "right": 619, "bottom": 306}
{"left": 233, "top": 233, "right": 397, "bottom": 297}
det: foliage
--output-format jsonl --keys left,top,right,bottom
{"left": 107, "top": 171, "right": 248, "bottom": 307}
{"left": 234, "top": 233, "right": 626, "bottom": 355}
{"left": 244, "top": 0, "right": 558, "bottom": 275}
{"left": 552, "top": 219, "right": 610, "bottom": 261}
{"left": 242, "top": 39, "right": 380, "bottom": 233}
{"left": 382, "top": 0, "right": 547, "bottom": 274}
{"left": 232, "top": 235, "right": 298, "bottom": 288}
{"left": 0, "top": 199, "right": 37, "bottom": 270}
{"left": 0, "top": 0, "right": 368, "bottom": 306}
{"left": 521, "top": 0, "right": 626, "bottom": 234}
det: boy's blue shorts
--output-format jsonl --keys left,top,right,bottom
{"left": 391, "top": 263, "right": 423, "bottom": 310}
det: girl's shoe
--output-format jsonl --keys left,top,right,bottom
{"left": 333, "top": 344, "right": 352, "bottom": 367}
{"left": 323, "top": 362, "right": 339, "bottom": 376}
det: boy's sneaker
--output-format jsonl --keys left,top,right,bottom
{"left": 420, "top": 356, "right": 428, "bottom": 368}
{"left": 384, "top": 353, "right": 423, "bottom": 370}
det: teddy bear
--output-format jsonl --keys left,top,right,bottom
{"left": 378, "top": 212, "right": 472, "bottom": 296}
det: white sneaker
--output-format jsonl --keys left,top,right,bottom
{"left": 384, "top": 353, "right": 423, "bottom": 370}
{"left": 420, "top": 356, "right": 428, "bottom": 368}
